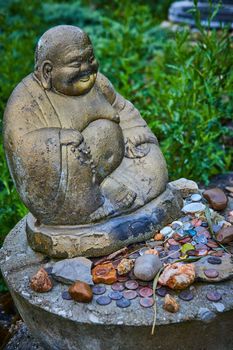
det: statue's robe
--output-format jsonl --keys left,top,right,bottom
{"left": 4, "top": 72, "right": 168, "bottom": 225}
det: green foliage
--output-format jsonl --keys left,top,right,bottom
{"left": 0, "top": 0, "right": 232, "bottom": 289}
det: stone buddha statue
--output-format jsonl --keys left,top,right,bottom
{"left": 4, "top": 25, "right": 180, "bottom": 257}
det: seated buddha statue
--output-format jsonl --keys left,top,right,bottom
{"left": 3, "top": 25, "right": 168, "bottom": 227}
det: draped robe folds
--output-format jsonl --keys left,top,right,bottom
{"left": 4, "top": 72, "right": 168, "bottom": 225}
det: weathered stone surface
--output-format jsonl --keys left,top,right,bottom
{"left": 159, "top": 263, "right": 195, "bottom": 290}
{"left": 117, "top": 259, "right": 134, "bottom": 276}
{"left": 134, "top": 254, "right": 162, "bottom": 281}
{"left": 2, "top": 220, "right": 233, "bottom": 350}
{"left": 168, "top": 178, "right": 198, "bottom": 198}
{"left": 51, "top": 257, "right": 93, "bottom": 285}
{"left": 30, "top": 268, "right": 53, "bottom": 293}
{"left": 216, "top": 226, "right": 233, "bottom": 244}
{"left": 26, "top": 185, "right": 183, "bottom": 258}
{"left": 194, "top": 255, "right": 233, "bottom": 283}
{"left": 68, "top": 281, "right": 93, "bottom": 303}
{"left": 92, "top": 262, "right": 117, "bottom": 284}
{"left": 203, "top": 188, "right": 228, "bottom": 211}
{"left": 163, "top": 294, "right": 179, "bottom": 313}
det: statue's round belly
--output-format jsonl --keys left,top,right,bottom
{"left": 82, "top": 119, "right": 125, "bottom": 184}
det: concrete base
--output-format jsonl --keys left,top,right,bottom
{"left": 26, "top": 185, "right": 182, "bottom": 258}
{"left": 1, "top": 219, "right": 233, "bottom": 350}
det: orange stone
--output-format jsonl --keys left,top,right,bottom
{"left": 30, "top": 267, "right": 53, "bottom": 293}
{"left": 159, "top": 263, "right": 195, "bottom": 290}
{"left": 144, "top": 249, "right": 158, "bottom": 256}
{"left": 92, "top": 262, "right": 117, "bottom": 284}
{"left": 163, "top": 294, "right": 179, "bottom": 313}
{"left": 154, "top": 233, "right": 163, "bottom": 241}
{"left": 68, "top": 281, "right": 93, "bottom": 303}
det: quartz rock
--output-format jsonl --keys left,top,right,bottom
{"left": 168, "top": 178, "right": 198, "bottom": 198}
{"left": 159, "top": 263, "right": 195, "bottom": 290}
{"left": 92, "top": 262, "right": 117, "bottom": 284}
{"left": 134, "top": 255, "right": 162, "bottom": 281}
{"left": 216, "top": 226, "right": 233, "bottom": 244}
{"left": 182, "top": 202, "right": 206, "bottom": 214}
{"left": 117, "top": 259, "right": 134, "bottom": 276}
{"left": 163, "top": 294, "right": 179, "bottom": 313}
{"left": 203, "top": 188, "right": 227, "bottom": 211}
{"left": 194, "top": 254, "right": 233, "bottom": 282}
{"left": 52, "top": 257, "right": 93, "bottom": 285}
{"left": 30, "top": 268, "right": 53, "bottom": 293}
{"left": 68, "top": 281, "right": 93, "bottom": 303}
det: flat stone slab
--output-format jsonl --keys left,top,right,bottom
{"left": 26, "top": 186, "right": 182, "bottom": 258}
{"left": 1, "top": 219, "right": 233, "bottom": 349}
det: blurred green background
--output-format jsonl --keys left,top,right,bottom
{"left": 0, "top": 0, "right": 232, "bottom": 287}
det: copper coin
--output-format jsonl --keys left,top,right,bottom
{"left": 117, "top": 275, "right": 129, "bottom": 282}
{"left": 207, "top": 240, "right": 219, "bottom": 248}
{"left": 62, "top": 291, "right": 72, "bottom": 300}
{"left": 139, "top": 297, "right": 154, "bottom": 308}
{"left": 96, "top": 296, "right": 112, "bottom": 305}
{"left": 156, "top": 287, "right": 168, "bottom": 297}
{"left": 123, "top": 290, "right": 138, "bottom": 300}
{"left": 206, "top": 291, "right": 222, "bottom": 302}
{"left": 204, "top": 269, "right": 219, "bottom": 278}
{"left": 195, "top": 244, "right": 208, "bottom": 250}
{"left": 139, "top": 287, "right": 153, "bottom": 298}
{"left": 116, "top": 298, "right": 131, "bottom": 308}
{"left": 111, "top": 282, "right": 125, "bottom": 292}
{"left": 108, "top": 291, "right": 123, "bottom": 300}
{"left": 92, "top": 285, "right": 106, "bottom": 295}
{"left": 178, "top": 290, "right": 194, "bottom": 301}
{"left": 207, "top": 256, "right": 222, "bottom": 265}
{"left": 125, "top": 280, "right": 139, "bottom": 290}
{"left": 210, "top": 251, "right": 223, "bottom": 257}
{"left": 168, "top": 239, "right": 180, "bottom": 246}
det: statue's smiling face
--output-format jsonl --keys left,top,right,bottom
{"left": 51, "top": 43, "right": 99, "bottom": 96}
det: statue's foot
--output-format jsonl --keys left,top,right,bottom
{"left": 89, "top": 203, "right": 114, "bottom": 222}
{"left": 114, "top": 187, "right": 137, "bottom": 210}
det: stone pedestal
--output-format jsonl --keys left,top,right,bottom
{"left": 1, "top": 218, "right": 233, "bottom": 350}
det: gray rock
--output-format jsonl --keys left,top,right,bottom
{"left": 195, "top": 254, "right": 233, "bottom": 283}
{"left": 52, "top": 257, "right": 93, "bottom": 285}
{"left": 134, "top": 254, "right": 162, "bottom": 281}
{"left": 168, "top": 178, "right": 198, "bottom": 199}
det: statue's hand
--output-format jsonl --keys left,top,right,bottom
{"left": 124, "top": 131, "right": 157, "bottom": 159}
{"left": 60, "top": 129, "right": 84, "bottom": 147}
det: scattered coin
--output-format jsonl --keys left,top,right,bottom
{"left": 111, "top": 282, "right": 125, "bottom": 292}
{"left": 108, "top": 291, "right": 123, "bottom": 300}
{"left": 204, "top": 269, "right": 219, "bottom": 278}
{"left": 178, "top": 290, "right": 194, "bottom": 301}
{"left": 96, "top": 295, "right": 112, "bottom": 306}
{"left": 207, "top": 256, "right": 222, "bottom": 265}
{"left": 116, "top": 297, "right": 131, "bottom": 308}
{"left": 61, "top": 291, "right": 72, "bottom": 300}
{"left": 138, "top": 287, "right": 153, "bottom": 298}
{"left": 92, "top": 285, "right": 106, "bottom": 295}
{"left": 211, "top": 251, "right": 223, "bottom": 257}
{"left": 117, "top": 275, "right": 129, "bottom": 282}
{"left": 139, "top": 297, "right": 154, "bottom": 308}
{"left": 125, "top": 280, "right": 139, "bottom": 290}
{"left": 207, "top": 240, "right": 219, "bottom": 248}
{"left": 156, "top": 287, "right": 168, "bottom": 297}
{"left": 206, "top": 291, "right": 222, "bottom": 302}
{"left": 123, "top": 290, "right": 138, "bottom": 300}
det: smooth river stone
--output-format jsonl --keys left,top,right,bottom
{"left": 134, "top": 255, "right": 163, "bottom": 282}
{"left": 203, "top": 188, "right": 227, "bottom": 211}
{"left": 182, "top": 202, "right": 206, "bottom": 214}
{"left": 216, "top": 226, "right": 233, "bottom": 244}
{"left": 191, "top": 193, "right": 202, "bottom": 202}
{"left": 194, "top": 255, "right": 233, "bottom": 282}
{"left": 51, "top": 257, "right": 93, "bottom": 285}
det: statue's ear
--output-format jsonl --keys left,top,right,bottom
{"left": 41, "top": 60, "right": 53, "bottom": 90}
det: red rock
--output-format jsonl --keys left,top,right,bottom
{"left": 30, "top": 268, "right": 53, "bottom": 293}
{"left": 92, "top": 262, "right": 117, "bottom": 284}
{"left": 216, "top": 226, "right": 233, "bottom": 244}
{"left": 163, "top": 294, "right": 179, "bottom": 313}
{"left": 159, "top": 263, "right": 195, "bottom": 290}
{"left": 68, "top": 281, "right": 93, "bottom": 303}
{"left": 203, "top": 188, "right": 227, "bottom": 211}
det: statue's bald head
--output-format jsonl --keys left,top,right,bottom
{"left": 35, "top": 25, "right": 91, "bottom": 70}
{"left": 34, "top": 25, "right": 98, "bottom": 96}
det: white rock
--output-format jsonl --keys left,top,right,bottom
{"left": 182, "top": 202, "right": 206, "bottom": 214}
{"left": 191, "top": 193, "right": 202, "bottom": 202}
{"left": 160, "top": 226, "right": 173, "bottom": 236}
{"left": 169, "top": 178, "right": 199, "bottom": 198}
{"left": 213, "top": 302, "right": 225, "bottom": 312}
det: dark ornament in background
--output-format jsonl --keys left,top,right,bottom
{"left": 169, "top": 1, "right": 233, "bottom": 29}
